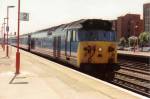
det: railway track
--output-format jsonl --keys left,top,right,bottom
{"left": 119, "top": 59, "right": 150, "bottom": 72}
{"left": 112, "top": 54, "right": 150, "bottom": 97}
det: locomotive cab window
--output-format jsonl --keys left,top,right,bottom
{"left": 78, "top": 30, "right": 116, "bottom": 42}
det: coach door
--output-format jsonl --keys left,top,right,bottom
{"left": 53, "top": 36, "right": 61, "bottom": 58}
{"left": 28, "top": 35, "right": 31, "bottom": 51}
{"left": 31, "top": 38, "right": 35, "bottom": 49}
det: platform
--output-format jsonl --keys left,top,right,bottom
{"left": 117, "top": 50, "right": 150, "bottom": 57}
{"left": 0, "top": 46, "right": 148, "bottom": 99}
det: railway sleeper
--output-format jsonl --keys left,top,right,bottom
{"left": 116, "top": 70, "right": 150, "bottom": 81}
{"left": 120, "top": 66, "right": 150, "bottom": 75}
{"left": 114, "top": 75, "right": 150, "bottom": 89}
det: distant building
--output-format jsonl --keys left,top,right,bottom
{"left": 116, "top": 14, "right": 144, "bottom": 40}
{"left": 143, "top": 3, "right": 150, "bottom": 32}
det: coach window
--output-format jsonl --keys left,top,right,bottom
{"left": 67, "top": 30, "right": 71, "bottom": 42}
{"left": 72, "top": 30, "right": 76, "bottom": 42}
{"left": 76, "top": 31, "right": 79, "bottom": 41}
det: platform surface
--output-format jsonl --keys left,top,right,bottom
{"left": 118, "top": 50, "right": 150, "bottom": 57}
{"left": 0, "top": 46, "right": 148, "bottom": 99}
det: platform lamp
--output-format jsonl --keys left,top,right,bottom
{"left": 1, "top": 25, "right": 4, "bottom": 50}
{"left": 0, "top": 25, "right": 3, "bottom": 49}
{"left": 3, "top": 18, "right": 7, "bottom": 51}
{"left": 6, "top": 5, "right": 15, "bottom": 57}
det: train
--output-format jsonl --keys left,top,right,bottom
{"left": 10, "top": 19, "right": 119, "bottom": 80}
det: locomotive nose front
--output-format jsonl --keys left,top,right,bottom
{"left": 77, "top": 41, "right": 117, "bottom": 66}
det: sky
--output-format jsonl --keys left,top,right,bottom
{"left": 0, "top": 0, "right": 150, "bottom": 35}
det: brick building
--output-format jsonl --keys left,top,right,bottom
{"left": 143, "top": 3, "right": 150, "bottom": 32}
{"left": 116, "top": 14, "right": 144, "bottom": 41}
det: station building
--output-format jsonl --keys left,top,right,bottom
{"left": 143, "top": 3, "right": 150, "bottom": 32}
{"left": 116, "top": 14, "right": 144, "bottom": 41}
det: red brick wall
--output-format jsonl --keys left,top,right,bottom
{"left": 117, "top": 14, "right": 144, "bottom": 40}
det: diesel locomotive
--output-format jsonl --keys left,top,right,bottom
{"left": 10, "top": 19, "right": 118, "bottom": 80}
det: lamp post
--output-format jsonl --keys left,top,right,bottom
{"left": 1, "top": 26, "right": 3, "bottom": 49}
{"left": 134, "top": 25, "right": 139, "bottom": 51}
{"left": 131, "top": 20, "right": 138, "bottom": 52}
{"left": 3, "top": 18, "right": 7, "bottom": 51}
{"left": 133, "top": 23, "right": 138, "bottom": 52}
{"left": 16, "top": 0, "right": 20, "bottom": 74}
{"left": 1, "top": 25, "right": 4, "bottom": 50}
{"left": 6, "top": 6, "right": 15, "bottom": 57}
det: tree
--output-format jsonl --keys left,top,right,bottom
{"left": 128, "top": 36, "right": 138, "bottom": 47}
{"left": 139, "top": 32, "right": 150, "bottom": 51}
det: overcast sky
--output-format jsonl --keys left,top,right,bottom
{"left": 0, "top": 0, "right": 149, "bottom": 35}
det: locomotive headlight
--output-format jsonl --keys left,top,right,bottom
{"left": 98, "top": 48, "right": 102, "bottom": 52}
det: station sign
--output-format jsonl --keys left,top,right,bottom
{"left": 20, "top": 12, "right": 29, "bottom": 21}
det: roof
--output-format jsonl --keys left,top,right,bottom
{"left": 63, "top": 19, "right": 86, "bottom": 29}
{"left": 58, "top": 19, "right": 112, "bottom": 31}
{"left": 33, "top": 19, "right": 112, "bottom": 34}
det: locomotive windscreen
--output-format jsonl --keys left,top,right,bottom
{"left": 78, "top": 30, "right": 116, "bottom": 41}
{"left": 81, "top": 19, "right": 112, "bottom": 31}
